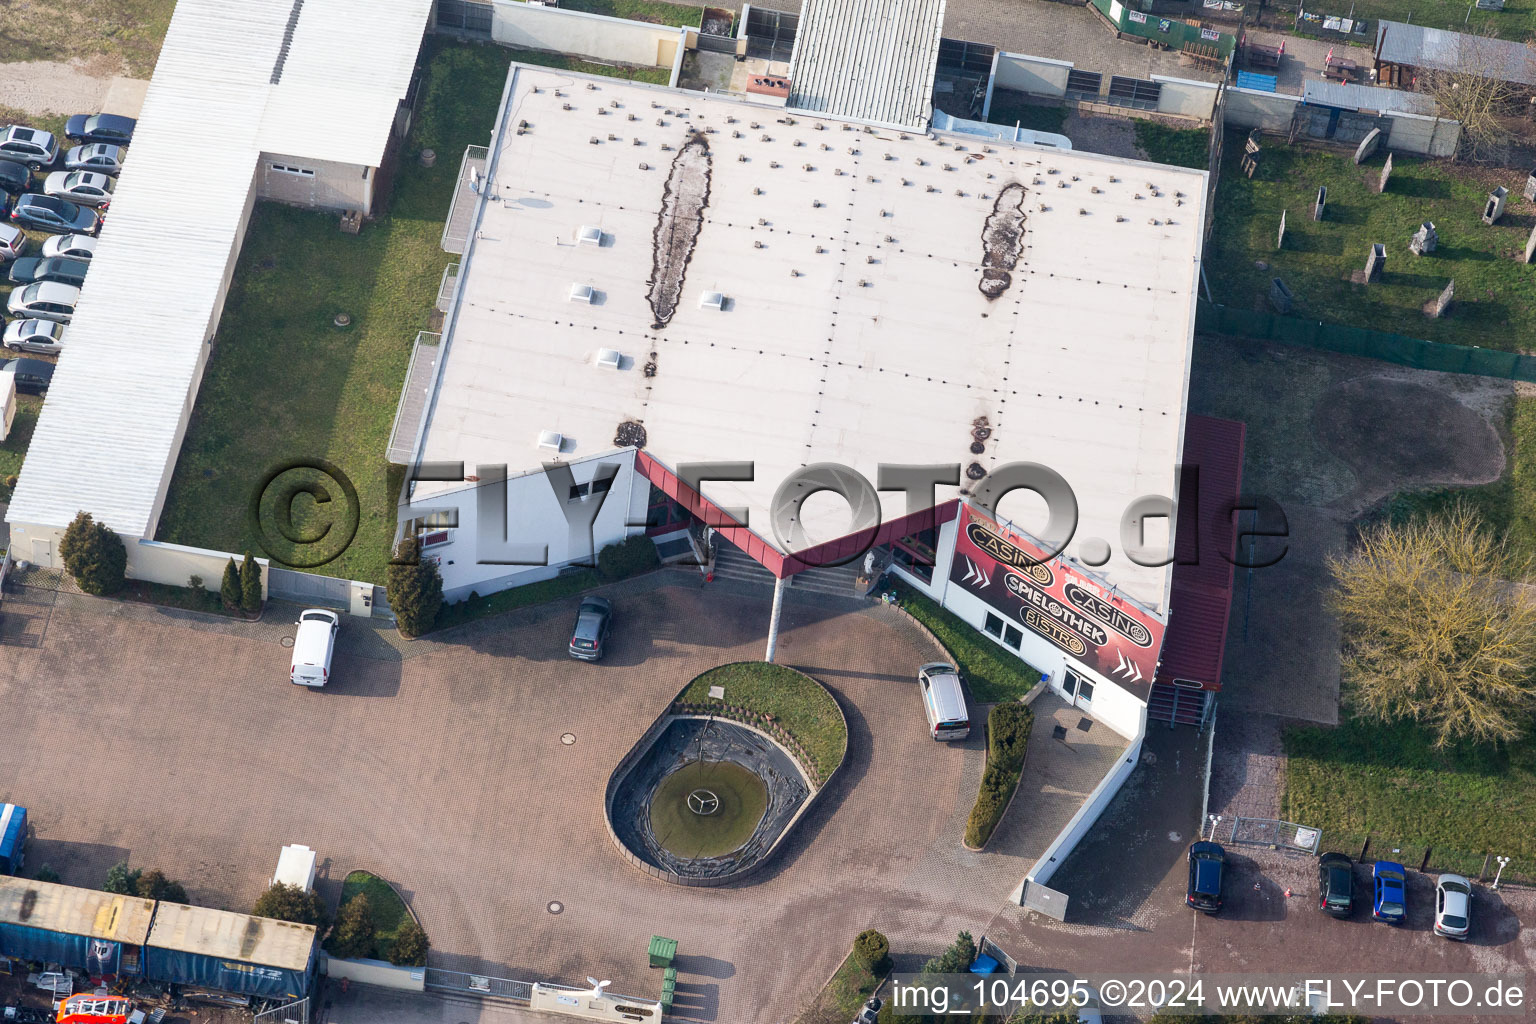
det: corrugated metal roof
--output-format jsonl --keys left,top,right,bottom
{"left": 1376, "top": 19, "right": 1536, "bottom": 87}
{"left": 1303, "top": 79, "right": 1439, "bottom": 115}
{"left": 1156, "top": 415, "right": 1245, "bottom": 689}
{"left": 0, "top": 877, "right": 156, "bottom": 945}
{"left": 788, "top": 0, "right": 947, "bottom": 128}
{"left": 147, "top": 902, "right": 316, "bottom": 971}
{"left": 7, "top": 0, "right": 430, "bottom": 536}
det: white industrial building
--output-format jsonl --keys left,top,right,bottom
{"left": 6, "top": 0, "right": 432, "bottom": 571}
{"left": 396, "top": 61, "right": 1231, "bottom": 742}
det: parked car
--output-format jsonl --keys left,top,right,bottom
{"left": 10, "top": 194, "right": 99, "bottom": 235}
{"left": 1434, "top": 874, "right": 1472, "bottom": 940}
{"left": 568, "top": 595, "right": 612, "bottom": 661}
{"left": 291, "top": 608, "right": 340, "bottom": 686}
{"left": 62, "top": 142, "right": 125, "bottom": 175}
{"left": 0, "top": 159, "right": 30, "bottom": 195}
{"left": 917, "top": 661, "right": 970, "bottom": 740}
{"left": 64, "top": 113, "right": 136, "bottom": 146}
{"left": 41, "top": 233, "right": 97, "bottom": 261}
{"left": 7, "top": 281, "right": 80, "bottom": 323}
{"left": 43, "top": 170, "right": 115, "bottom": 208}
{"left": 1318, "top": 851, "right": 1355, "bottom": 917}
{"left": 1372, "top": 860, "right": 1408, "bottom": 924}
{"left": 3, "top": 318, "right": 65, "bottom": 355}
{"left": 2, "top": 358, "right": 54, "bottom": 394}
{"left": 1186, "top": 841, "right": 1226, "bottom": 913}
{"left": 8, "top": 256, "right": 89, "bottom": 289}
{"left": 0, "top": 223, "right": 26, "bottom": 262}
{"left": 854, "top": 997, "right": 882, "bottom": 1024}
{"left": 0, "top": 125, "right": 59, "bottom": 170}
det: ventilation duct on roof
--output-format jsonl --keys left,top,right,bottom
{"left": 699, "top": 291, "right": 725, "bottom": 310}
{"left": 576, "top": 225, "right": 603, "bottom": 246}
{"left": 537, "top": 430, "right": 564, "bottom": 451}
{"left": 569, "top": 283, "right": 595, "bottom": 303}
{"left": 594, "top": 348, "right": 622, "bottom": 370}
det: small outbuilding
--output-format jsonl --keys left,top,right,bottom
{"left": 144, "top": 902, "right": 318, "bottom": 1000}
{"left": 0, "top": 876, "right": 155, "bottom": 976}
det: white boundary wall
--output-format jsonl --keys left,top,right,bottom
{"left": 322, "top": 956, "right": 426, "bottom": 992}
{"left": 488, "top": 0, "right": 688, "bottom": 69}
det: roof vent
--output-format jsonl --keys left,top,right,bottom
{"left": 568, "top": 283, "right": 595, "bottom": 303}
{"left": 537, "top": 430, "right": 564, "bottom": 451}
{"left": 699, "top": 291, "right": 726, "bottom": 310}
{"left": 594, "top": 348, "right": 622, "bottom": 369}
{"left": 577, "top": 225, "right": 603, "bottom": 246}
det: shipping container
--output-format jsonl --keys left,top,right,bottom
{"left": 0, "top": 805, "right": 25, "bottom": 874}
{"left": 0, "top": 876, "right": 154, "bottom": 975}
{"left": 144, "top": 903, "right": 317, "bottom": 1001}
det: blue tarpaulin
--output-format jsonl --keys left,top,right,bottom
{"left": 1235, "top": 72, "right": 1278, "bottom": 92}
{"left": 0, "top": 805, "right": 25, "bottom": 874}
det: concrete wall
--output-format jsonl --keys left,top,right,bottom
{"left": 490, "top": 1, "right": 687, "bottom": 68}
{"left": 1152, "top": 75, "right": 1219, "bottom": 120}
{"left": 1221, "top": 86, "right": 1301, "bottom": 132}
{"left": 1221, "top": 87, "right": 1460, "bottom": 155}
{"left": 1021, "top": 730, "right": 1144, "bottom": 891}
{"left": 322, "top": 956, "right": 425, "bottom": 992}
{"left": 257, "top": 154, "right": 374, "bottom": 214}
{"left": 401, "top": 448, "right": 646, "bottom": 602}
{"left": 130, "top": 539, "right": 270, "bottom": 598}
{"left": 1385, "top": 110, "right": 1460, "bottom": 158}
{"left": 993, "top": 52, "right": 1072, "bottom": 99}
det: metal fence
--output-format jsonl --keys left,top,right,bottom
{"left": 1198, "top": 301, "right": 1536, "bottom": 382}
{"left": 386, "top": 331, "right": 442, "bottom": 465}
{"left": 255, "top": 997, "right": 309, "bottom": 1024}
{"left": 267, "top": 567, "right": 354, "bottom": 608}
{"left": 436, "top": 0, "right": 493, "bottom": 34}
{"left": 441, "top": 145, "right": 489, "bottom": 254}
{"left": 424, "top": 968, "right": 533, "bottom": 1004}
{"left": 436, "top": 262, "right": 460, "bottom": 312}
{"left": 1205, "top": 815, "right": 1321, "bottom": 854}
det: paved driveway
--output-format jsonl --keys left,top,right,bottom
{"left": 0, "top": 571, "right": 1052, "bottom": 1023}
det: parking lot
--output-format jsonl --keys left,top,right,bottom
{"left": 0, "top": 570, "right": 1072, "bottom": 1023}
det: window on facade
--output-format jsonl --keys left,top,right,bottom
{"left": 984, "top": 612, "right": 1004, "bottom": 638}
{"left": 1003, "top": 624, "right": 1024, "bottom": 650}
{"left": 592, "top": 476, "right": 614, "bottom": 493}
{"left": 891, "top": 543, "right": 934, "bottom": 583}
{"left": 271, "top": 163, "right": 316, "bottom": 176}
{"left": 420, "top": 530, "right": 451, "bottom": 548}
{"left": 569, "top": 482, "right": 590, "bottom": 500}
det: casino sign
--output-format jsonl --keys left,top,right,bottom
{"left": 948, "top": 504, "right": 1165, "bottom": 701}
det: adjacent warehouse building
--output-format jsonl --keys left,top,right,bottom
{"left": 6, "top": 0, "right": 432, "bottom": 573}
{"left": 0, "top": 877, "right": 155, "bottom": 977}
{"left": 787, "top": 0, "right": 947, "bottom": 129}
{"left": 145, "top": 902, "right": 318, "bottom": 1001}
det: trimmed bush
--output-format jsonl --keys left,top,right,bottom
{"left": 387, "top": 536, "right": 444, "bottom": 637}
{"left": 102, "top": 861, "right": 140, "bottom": 895}
{"left": 597, "top": 534, "right": 659, "bottom": 580}
{"left": 33, "top": 864, "right": 59, "bottom": 884}
{"left": 221, "top": 557, "right": 241, "bottom": 609}
{"left": 59, "top": 510, "right": 127, "bottom": 595}
{"left": 389, "top": 919, "right": 430, "bottom": 967}
{"left": 160, "top": 880, "right": 189, "bottom": 904}
{"left": 253, "top": 882, "right": 327, "bottom": 926}
{"left": 240, "top": 551, "right": 263, "bottom": 614}
{"left": 134, "top": 868, "right": 190, "bottom": 903}
{"left": 923, "top": 930, "right": 976, "bottom": 975}
{"left": 329, "top": 892, "right": 376, "bottom": 960}
{"left": 964, "top": 702, "right": 1035, "bottom": 849}
{"left": 852, "top": 929, "right": 890, "bottom": 973}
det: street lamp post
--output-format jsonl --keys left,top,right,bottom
{"left": 1493, "top": 855, "right": 1511, "bottom": 890}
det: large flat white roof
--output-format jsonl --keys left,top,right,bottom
{"left": 417, "top": 67, "right": 1207, "bottom": 609}
{"left": 8, "top": 0, "right": 431, "bottom": 537}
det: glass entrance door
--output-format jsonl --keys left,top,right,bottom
{"left": 1064, "top": 669, "right": 1094, "bottom": 710}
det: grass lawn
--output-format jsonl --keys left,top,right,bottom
{"left": 1204, "top": 134, "right": 1536, "bottom": 352}
{"left": 2, "top": 0, "right": 176, "bottom": 77}
{"left": 1290, "top": 1, "right": 1536, "bottom": 41}
{"left": 156, "top": 42, "right": 667, "bottom": 584}
{"left": 329, "top": 870, "right": 412, "bottom": 962}
{"left": 0, "top": 398, "right": 43, "bottom": 501}
{"left": 1283, "top": 715, "right": 1536, "bottom": 881}
{"left": 560, "top": 0, "right": 704, "bottom": 27}
{"left": 678, "top": 662, "right": 848, "bottom": 780}
{"left": 492, "top": 47, "right": 673, "bottom": 85}
{"left": 794, "top": 948, "right": 885, "bottom": 1024}
{"left": 888, "top": 579, "right": 1044, "bottom": 703}
{"left": 986, "top": 92, "right": 1068, "bottom": 135}
{"left": 1133, "top": 120, "right": 1210, "bottom": 170}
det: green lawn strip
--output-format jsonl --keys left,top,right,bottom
{"left": 678, "top": 662, "right": 848, "bottom": 780}
{"left": 1204, "top": 132, "right": 1536, "bottom": 352}
{"left": 433, "top": 569, "right": 600, "bottom": 631}
{"left": 795, "top": 949, "right": 885, "bottom": 1024}
{"left": 1133, "top": 120, "right": 1210, "bottom": 170}
{"left": 887, "top": 579, "right": 1044, "bottom": 703}
{"left": 559, "top": 0, "right": 703, "bottom": 27}
{"left": 985, "top": 96, "right": 1068, "bottom": 135}
{"left": 0, "top": 1, "right": 176, "bottom": 77}
{"left": 329, "top": 871, "right": 411, "bottom": 961}
{"left": 497, "top": 47, "right": 673, "bottom": 85}
{"left": 1282, "top": 716, "right": 1536, "bottom": 882}
{"left": 0, "top": 398, "right": 42, "bottom": 501}
{"left": 964, "top": 702, "right": 1034, "bottom": 849}
{"left": 1288, "top": 1, "right": 1536, "bottom": 41}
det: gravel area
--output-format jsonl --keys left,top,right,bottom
{"left": 0, "top": 59, "right": 112, "bottom": 117}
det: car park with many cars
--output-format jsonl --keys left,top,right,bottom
{"left": 0, "top": 158, "right": 30, "bottom": 195}
{"left": 64, "top": 113, "right": 136, "bottom": 147}
{"left": 2, "top": 318, "right": 65, "bottom": 355}
{"left": 3, "top": 357, "right": 54, "bottom": 394}
{"left": 7, "top": 280, "right": 81, "bottom": 323}
{"left": 41, "top": 232, "right": 98, "bottom": 261}
{"left": 43, "top": 170, "right": 116, "bottom": 207}
{"left": 0, "top": 223, "right": 26, "bottom": 262}
{"left": 10, "top": 193, "right": 100, "bottom": 235}
{"left": 0, "top": 125, "right": 58, "bottom": 169}
{"left": 63, "top": 142, "right": 126, "bottom": 175}
{"left": 8, "top": 255, "right": 90, "bottom": 288}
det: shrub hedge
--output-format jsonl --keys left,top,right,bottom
{"left": 887, "top": 580, "right": 1044, "bottom": 702}
{"left": 963, "top": 702, "right": 1035, "bottom": 849}
{"left": 597, "top": 534, "right": 660, "bottom": 580}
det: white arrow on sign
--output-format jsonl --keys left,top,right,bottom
{"left": 961, "top": 556, "right": 991, "bottom": 588}
{"left": 1114, "top": 650, "right": 1144, "bottom": 683}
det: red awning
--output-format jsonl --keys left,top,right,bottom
{"left": 1155, "top": 415, "right": 1246, "bottom": 691}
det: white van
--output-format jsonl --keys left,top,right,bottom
{"left": 290, "top": 609, "right": 339, "bottom": 686}
{"left": 917, "top": 662, "right": 970, "bottom": 740}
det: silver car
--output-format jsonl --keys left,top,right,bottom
{"left": 3, "top": 319, "right": 65, "bottom": 355}
{"left": 1434, "top": 874, "right": 1472, "bottom": 940}
{"left": 567, "top": 596, "right": 612, "bottom": 661}
{"left": 7, "top": 281, "right": 80, "bottom": 323}
{"left": 63, "top": 142, "right": 125, "bottom": 175}
{"left": 0, "top": 223, "right": 26, "bottom": 262}
{"left": 41, "top": 233, "right": 97, "bottom": 261}
{"left": 42, "top": 170, "right": 116, "bottom": 207}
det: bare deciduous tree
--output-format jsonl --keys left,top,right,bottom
{"left": 1419, "top": 25, "right": 1532, "bottom": 162}
{"left": 1329, "top": 504, "right": 1536, "bottom": 748}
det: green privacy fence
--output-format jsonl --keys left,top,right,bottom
{"left": 1197, "top": 301, "right": 1536, "bottom": 383}
{"left": 1089, "top": 0, "right": 1236, "bottom": 57}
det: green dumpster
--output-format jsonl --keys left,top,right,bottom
{"left": 662, "top": 979, "right": 676, "bottom": 995}
{"left": 660, "top": 989, "right": 674, "bottom": 1011}
{"left": 664, "top": 967, "right": 678, "bottom": 985}
{"left": 648, "top": 935, "right": 678, "bottom": 968}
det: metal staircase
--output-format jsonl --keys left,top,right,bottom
{"left": 1147, "top": 683, "right": 1212, "bottom": 728}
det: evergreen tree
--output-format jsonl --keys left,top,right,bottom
{"left": 386, "top": 536, "right": 443, "bottom": 638}
{"left": 221, "top": 556, "right": 241, "bottom": 609}
{"left": 240, "top": 551, "right": 263, "bottom": 615}
{"left": 59, "top": 511, "right": 127, "bottom": 595}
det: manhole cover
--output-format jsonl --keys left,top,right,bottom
{"left": 548, "top": 901, "right": 564, "bottom": 915}
{"left": 560, "top": 733, "right": 576, "bottom": 746}
{"left": 281, "top": 636, "right": 295, "bottom": 648}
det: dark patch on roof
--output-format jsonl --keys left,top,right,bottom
{"left": 979, "top": 183, "right": 1027, "bottom": 300}
{"left": 647, "top": 133, "right": 712, "bottom": 329}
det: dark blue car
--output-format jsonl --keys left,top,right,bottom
{"left": 64, "top": 113, "right": 136, "bottom": 146}
{"left": 1373, "top": 861, "right": 1408, "bottom": 923}
{"left": 1186, "top": 841, "right": 1226, "bottom": 913}
{"left": 10, "top": 193, "right": 100, "bottom": 235}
